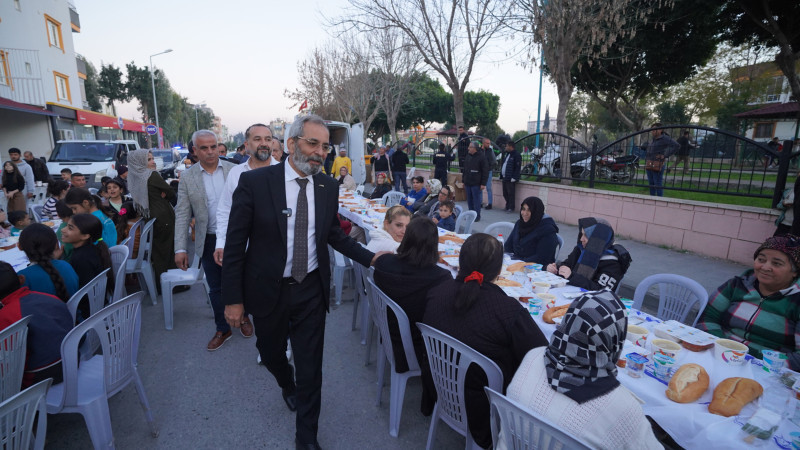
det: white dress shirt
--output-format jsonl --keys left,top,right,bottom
{"left": 215, "top": 156, "right": 279, "bottom": 250}
{"left": 282, "top": 161, "right": 317, "bottom": 278}
{"left": 201, "top": 160, "right": 226, "bottom": 234}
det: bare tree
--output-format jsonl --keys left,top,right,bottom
{"left": 284, "top": 46, "right": 344, "bottom": 121}
{"left": 334, "top": 0, "right": 511, "bottom": 128}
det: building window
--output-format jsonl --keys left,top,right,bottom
{"left": 763, "top": 76, "right": 785, "bottom": 103}
{"left": 0, "top": 51, "right": 11, "bottom": 88}
{"left": 53, "top": 71, "right": 71, "bottom": 102}
{"left": 753, "top": 122, "right": 775, "bottom": 139}
{"left": 44, "top": 14, "right": 64, "bottom": 51}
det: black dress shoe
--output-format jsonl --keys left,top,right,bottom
{"left": 282, "top": 386, "right": 297, "bottom": 412}
{"left": 486, "top": 204, "right": 492, "bottom": 210}
{"left": 296, "top": 439, "right": 322, "bottom": 450}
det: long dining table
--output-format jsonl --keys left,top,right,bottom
{"left": 337, "top": 188, "right": 799, "bottom": 449}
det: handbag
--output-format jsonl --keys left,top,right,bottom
{"left": 645, "top": 154, "right": 665, "bottom": 172}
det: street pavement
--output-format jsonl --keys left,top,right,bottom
{"left": 44, "top": 199, "right": 750, "bottom": 449}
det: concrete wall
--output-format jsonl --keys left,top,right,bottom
{"left": 0, "top": 109, "right": 53, "bottom": 158}
{"left": 412, "top": 167, "right": 777, "bottom": 265}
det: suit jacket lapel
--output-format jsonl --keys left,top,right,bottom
{"left": 271, "top": 165, "right": 288, "bottom": 248}
{"left": 313, "top": 174, "right": 326, "bottom": 246}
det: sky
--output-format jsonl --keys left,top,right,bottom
{"left": 72, "top": 0, "right": 560, "bottom": 138}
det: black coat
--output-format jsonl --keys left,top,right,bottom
{"left": 558, "top": 245, "right": 628, "bottom": 291}
{"left": 391, "top": 151, "right": 409, "bottom": 172}
{"left": 463, "top": 151, "right": 489, "bottom": 186}
{"left": 503, "top": 216, "right": 559, "bottom": 265}
{"left": 433, "top": 150, "right": 454, "bottom": 175}
{"left": 423, "top": 279, "right": 548, "bottom": 448}
{"left": 372, "top": 154, "right": 390, "bottom": 173}
{"left": 222, "top": 162, "right": 374, "bottom": 315}
{"left": 499, "top": 150, "right": 521, "bottom": 181}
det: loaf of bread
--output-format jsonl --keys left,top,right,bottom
{"left": 708, "top": 377, "right": 763, "bottom": 417}
{"left": 493, "top": 278, "right": 522, "bottom": 287}
{"left": 543, "top": 304, "right": 570, "bottom": 324}
{"left": 665, "top": 364, "right": 709, "bottom": 403}
{"left": 506, "top": 262, "right": 528, "bottom": 273}
{"left": 680, "top": 340, "right": 714, "bottom": 352}
{"left": 438, "top": 234, "right": 465, "bottom": 244}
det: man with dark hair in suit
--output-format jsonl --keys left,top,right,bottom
{"left": 223, "top": 114, "right": 384, "bottom": 449}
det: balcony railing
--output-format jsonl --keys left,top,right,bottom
{"left": 0, "top": 48, "right": 45, "bottom": 106}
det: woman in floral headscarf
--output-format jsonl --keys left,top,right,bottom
{"left": 697, "top": 234, "right": 800, "bottom": 370}
{"left": 127, "top": 149, "right": 176, "bottom": 292}
{"left": 503, "top": 291, "right": 661, "bottom": 450}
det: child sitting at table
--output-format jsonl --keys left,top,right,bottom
{"left": 60, "top": 214, "right": 113, "bottom": 290}
{"left": 433, "top": 200, "right": 456, "bottom": 232}
{"left": 0, "top": 209, "right": 13, "bottom": 238}
{"left": 0, "top": 261, "right": 73, "bottom": 387}
{"left": 17, "top": 223, "right": 79, "bottom": 301}
{"left": 8, "top": 210, "right": 30, "bottom": 236}
{"left": 55, "top": 200, "right": 74, "bottom": 260}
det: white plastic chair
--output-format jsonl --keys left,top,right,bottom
{"left": 351, "top": 262, "right": 367, "bottom": 332}
{"left": 555, "top": 234, "right": 564, "bottom": 260}
{"left": 632, "top": 273, "right": 709, "bottom": 326}
{"left": 355, "top": 184, "right": 365, "bottom": 196}
{"left": 417, "top": 323, "right": 503, "bottom": 450}
{"left": 66, "top": 269, "right": 109, "bottom": 324}
{"left": 29, "top": 205, "right": 43, "bottom": 223}
{"left": 381, "top": 191, "right": 405, "bottom": 207}
{"left": 125, "top": 218, "right": 158, "bottom": 305}
{"left": 160, "top": 255, "right": 209, "bottom": 330}
{"left": 367, "top": 279, "right": 421, "bottom": 438}
{"left": 361, "top": 267, "right": 376, "bottom": 365}
{"left": 455, "top": 210, "right": 477, "bottom": 234}
{"left": 46, "top": 292, "right": 158, "bottom": 449}
{"left": 88, "top": 188, "right": 99, "bottom": 195}
{"left": 109, "top": 245, "right": 129, "bottom": 303}
{"left": 485, "top": 387, "right": 591, "bottom": 450}
{"left": 329, "top": 246, "right": 354, "bottom": 306}
{"left": 0, "top": 316, "right": 31, "bottom": 402}
{"left": 0, "top": 378, "right": 51, "bottom": 450}
{"left": 483, "top": 222, "right": 514, "bottom": 240}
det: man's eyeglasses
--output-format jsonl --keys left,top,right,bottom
{"left": 296, "top": 137, "right": 331, "bottom": 152}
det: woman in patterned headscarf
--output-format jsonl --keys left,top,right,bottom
{"left": 503, "top": 291, "right": 662, "bottom": 450}
{"left": 697, "top": 234, "right": 800, "bottom": 370}
{"left": 127, "top": 149, "right": 176, "bottom": 293}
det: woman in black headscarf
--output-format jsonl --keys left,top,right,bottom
{"left": 547, "top": 217, "right": 631, "bottom": 291}
{"left": 503, "top": 196, "right": 559, "bottom": 265}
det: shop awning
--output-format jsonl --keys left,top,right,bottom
{"left": 75, "top": 109, "right": 152, "bottom": 133}
{"left": 0, "top": 97, "right": 58, "bottom": 117}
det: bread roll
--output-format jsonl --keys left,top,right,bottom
{"left": 665, "top": 364, "right": 709, "bottom": 403}
{"left": 493, "top": 278, "right": 522, "bottom": 287}
{"left": 708, "top": 377, "right": 763, "bottom": 417}
{"left": 543, "top": 304, "right": 570, "bottom": 324}
{"left": 506, "top": 262, "right": 528, "bottom": 273}
{"left": 438, "top": 234, "right": 464, "bottom": 244}
{"left": 680, "top": 340, "right": 714, "bottom": 352}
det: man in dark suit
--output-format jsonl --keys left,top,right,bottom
{"left": 222, "top": 115, "right": 381, "bottom": 450}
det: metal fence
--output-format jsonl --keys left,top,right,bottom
{"left": 408, "top": 125, "right": 797, "bottom": 207}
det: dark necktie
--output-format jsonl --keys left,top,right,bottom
{"left": 292, "top": 178, "right": 309, "bottom": 282}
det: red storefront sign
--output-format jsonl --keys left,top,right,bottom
{"left": 75, "top": 109, "right": 160, "bottom": 134}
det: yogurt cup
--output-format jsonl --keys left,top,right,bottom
{"left": 532, "top": 282, "right": 550, "bottom": 293}
{"left": 653, "top": 353, "right": 676, "bottom": 380}
{"left": 625, "top": 353, "right": 648, "bottom": 378}
{"left": 626, "top": 325, "right": 649, "bottom": 347}
{"left": 527, "top": 298, "right": 542, "bottom": 316}
{"left": 651, "top": 338, "right": 682, "bottom": 360}
{"left": 762, "top": 350, "right": 788, "bottom": 374}
{"left": 538, "top": 293, "right": 557, "bottom": 308}
{"left": 523, "top": 264, "right": 543, "bottom": 273}
{"left": 713, "top": 339, "right": 749, "bottom": 366}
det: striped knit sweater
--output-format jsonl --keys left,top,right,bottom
{"left": 696, "top": 269, "right": 800, "bottom": 370}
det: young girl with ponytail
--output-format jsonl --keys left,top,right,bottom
{"left": 422, "top": 233, "right": 548, "bottom": 449}
{"left": 18, "top": 224, "right": 79, "bottom": 301}
{"left": 59, "top": 213, "right": 112, "bottom": 289}
{"left": 64, "top": 188, "right": 118, "bottom": 245}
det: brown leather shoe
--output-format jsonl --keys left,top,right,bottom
{"left": 240, "top": 319, "right": 254, "bottom": 338}
{"left": 207, "top": 331, "right": 232, "bottom": 351}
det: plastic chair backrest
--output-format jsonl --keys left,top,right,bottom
{"left": 484, "top": 222, "right": 514, "bottom": 240}
{"left": 485, "top": 387, "right": 591, "bottom": 450}
{"left": 124, "top": 218, "right": 143, "bottom": 258}
{"left": 88, "top": 188, "right": 98, "bottom": 195}
{"left": 138, "top": 219, "right": 156, "bottom": 264}
{"left": 109, "top": 245, "right": 129, "bottom": 302}
{"left": 381, "top": 191, "right": 405, "bottom": 207}
{"left": 66, "top": 269, "right": 109, "bottom": 323}
{"left": 455, "top": 210, "right": 477, "bottom": 234}
{"left": 632, "top": 273, "right": 709, "bottom": 326}
{"left": 56, "top": 292, "right": 144, "bottom": 408}
{"left": 555, "top": 234, "right": 564, "bottom": 261}
{"left": 0, "top": 378, "right": 51, "bottom": 450}
{"left": 367, "top": 279, "right": 420, "bottom": 372}
{"left": 355, "top": 185, "right": 365, "bottom": 196}
{"left": 417, "top": 323, "right": 503, "bottom": 436}
{"left": 29, "top": 206, "right": 43, "bottom": 223}
{"left": 0, "top": 316, "right": 31, "bottom": 402}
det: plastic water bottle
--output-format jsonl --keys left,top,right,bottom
{"left": 497, "top": 234, "right": 504, "bottom": 246}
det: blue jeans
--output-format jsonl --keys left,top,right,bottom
{"left": 393, "top": 171, "right": 408, "bottom": 194}
{"left": 647, "top": 168, "right": 665, "bottom": 196}
{"left": 200, "top": 233, "right": 230, "bottom": 333}
{"left": 485, "top": 170, "right": 493, "bottom": 205}
{"left": 466, "top": 185, "right": 482, "bottom": 218}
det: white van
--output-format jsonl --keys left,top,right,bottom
{"left": 47, "top": 140, "right": 139, "bottom": 186}
{"left": 285, "top": 119, "right": 366, "bottom": 184}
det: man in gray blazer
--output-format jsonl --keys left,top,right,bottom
{"left": 174, "top": 129, "right": 253, "bottom": 351}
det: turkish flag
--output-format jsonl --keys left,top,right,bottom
{"left": 299, "top": 99, "right": 308, "bottom": 111}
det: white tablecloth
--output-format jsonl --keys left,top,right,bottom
{"left": 532, "top": 287, "right": 799, "bottom": 450}
{"left": 0, "top": 247, "right": 29, "bottom": 272}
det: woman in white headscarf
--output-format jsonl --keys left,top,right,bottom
{"left": 127, "top": 149, "right": 176, "bottom": 292}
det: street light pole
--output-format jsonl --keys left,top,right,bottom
{"left": 149, "top": 48, "right": 173, "bottom": 148}
{"left": 193, "top": 101, "right": 205, "bottom": 131}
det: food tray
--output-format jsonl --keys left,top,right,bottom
{"left": 528, "top": 271, "right": 568, "bottom": 288}
{"left": 653, "top": 320, "right": 717, "bottom": 347}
